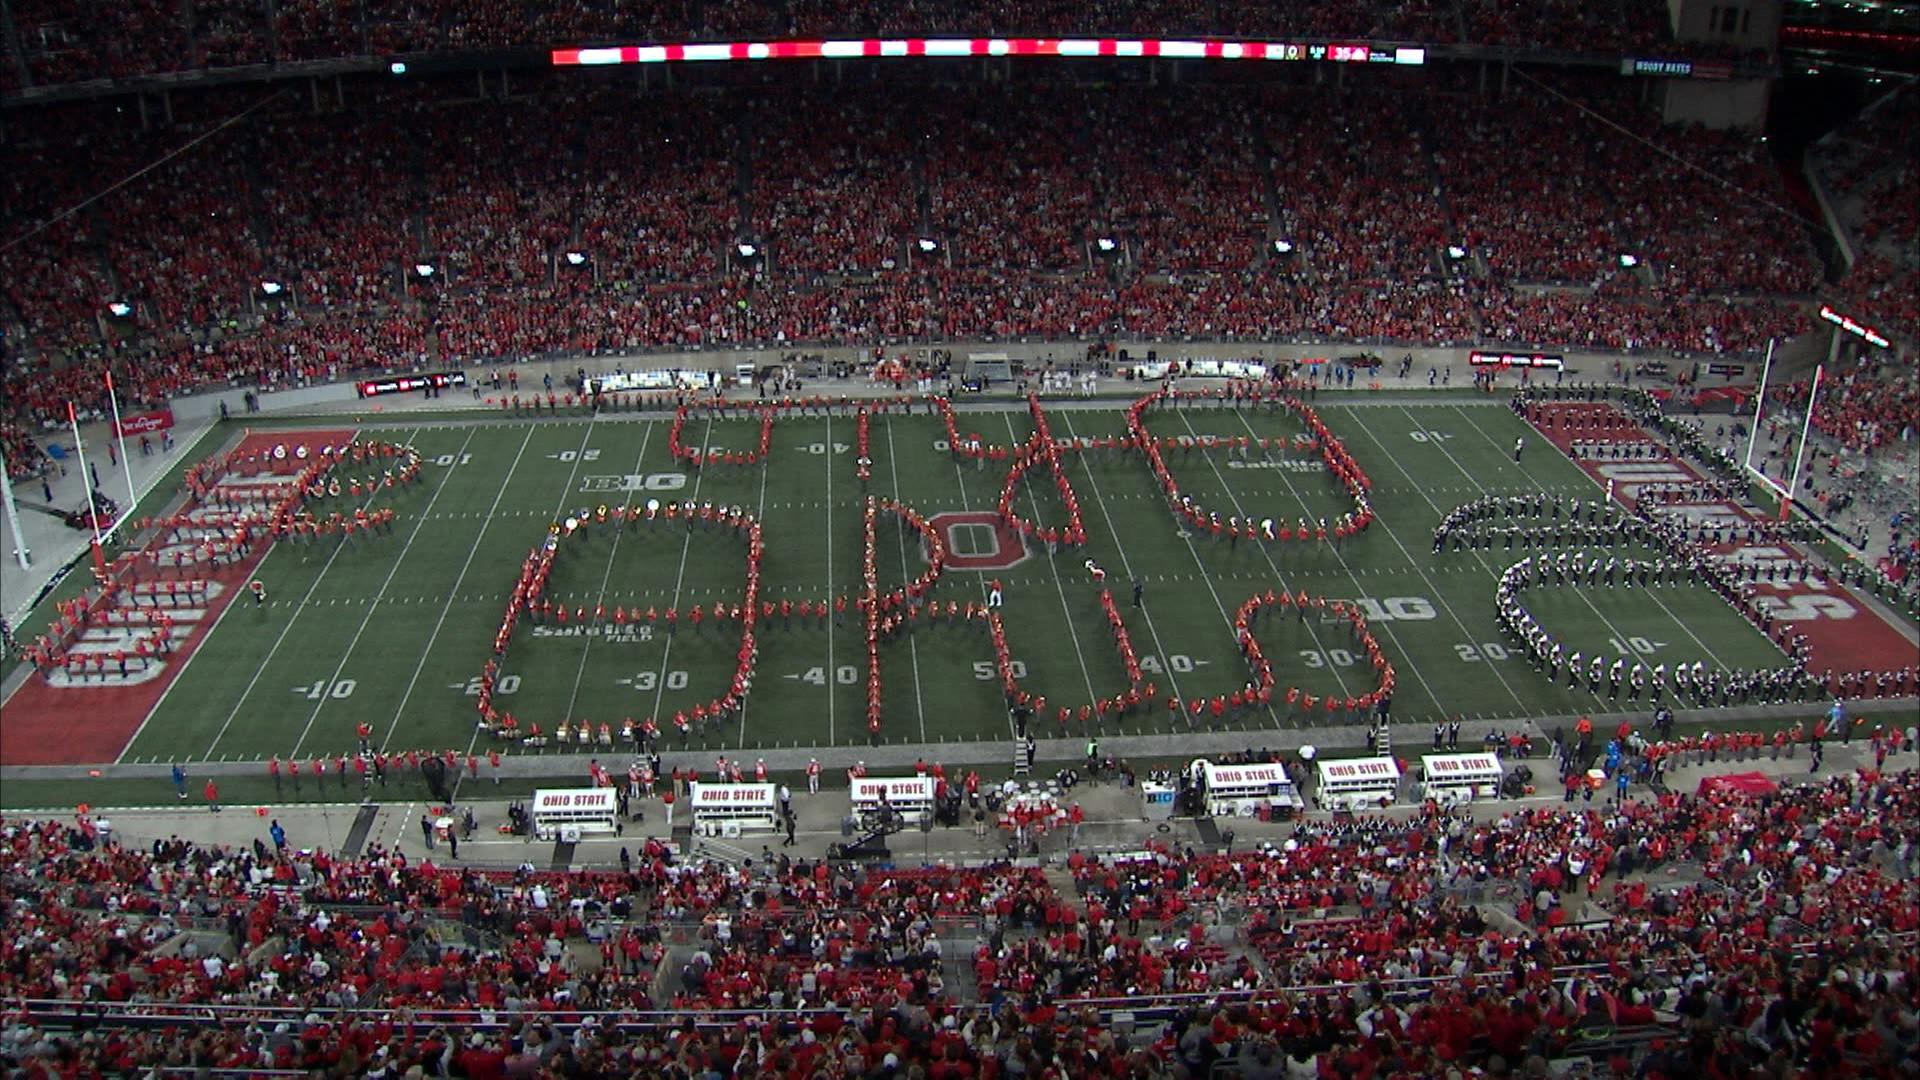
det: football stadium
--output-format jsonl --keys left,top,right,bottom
{"left": 1, "top": 1, "right": 1918, "bottom": 1075}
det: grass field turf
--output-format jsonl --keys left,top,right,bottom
{"left": 76, "top": 395, "right": 1793, "bottom": 770}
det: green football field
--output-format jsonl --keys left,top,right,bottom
{"left": 103, "top": 395, "right": 1788, "bottom": 768}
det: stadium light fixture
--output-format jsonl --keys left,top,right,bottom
{"left": 1618, "top": 254, "right": 1639, "bottom": 269}
{"left": 737, "top": 242, "right": 759, "bottom": 258}
{"left": 1446, "top": 245, "right": 1467, "bottom": 260}
{"left": 1272, "top": 239, "right": 1294, "bottom": 255}
{"left": 917, "top": 238, "right": 938, "bottom": 253}
{"left": 414, "top": 263, "right": 436, "bottom": 278}
{"left": 107, "top": 301, "right": 133, "bottom": 318}
{"left": 565, "top": 251, "right": 587, "bottom": 266}
{"left": 260, "top": 280, "right": 284, "bottom": 296}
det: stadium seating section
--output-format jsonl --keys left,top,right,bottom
{"left": 2, "top": 763, "right": 1916, "bottom": 1075}
{"left": 1799, "top": 83, "right": 1920, "bottom": 457}
{"left": 2, "top": 75, "right": 1828, "bottom": 435}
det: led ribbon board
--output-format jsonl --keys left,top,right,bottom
{"left": 553, "top": 39, "right": 1426, "bottom": 66}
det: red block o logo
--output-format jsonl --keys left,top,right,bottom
{"left": 927, "top": 511, "right": 1030, "bottom": 571}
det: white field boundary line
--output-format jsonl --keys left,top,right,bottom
{"left": 998, "top": 412, "right": 1101, "bottom": 708}
{"left": 1449, "top": 402, "right": 1767, "bottom": 671}
{"left": 1207, "top": 409, "right": 1458, "bottom": 719}
{"left": 1056, "top": 413, "right": 1194, "bottom": 716}
{"left": 286, "top": 427, "right": 481, "bottom": 759}
{"left": 561, "top": 420, "right": 658, "bottom": 722}
{"left": 1386, "top": 405, "right": 1690, "bottom": 696}
{"left": 450, "top": 418, "right": 603, "bottom": 794}
{"left": 644, "top": 414, "right": 715, "bottom": 737}
{"left": 882, "top": 416, "right": 931, "bottom": 744}
{"left": 1156, "top": 407, "right": 1360, "bottom": 705}
{"left": 377, "top": 424, "right": 538, "bottom": 752}
{"left": 189, "top": 425, "right": 416, "bottom": 762}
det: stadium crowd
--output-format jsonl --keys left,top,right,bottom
{"left": 2, "top": 761, "right": 1917, "bottom": 1077}
{"left": 1812, "top": 82, "right": 1919, "bottom": 352}
{"left": 1, "top": 77, "right": 1825, "bottom": 437}
{"left": 1766, "top": 373, "right": 1920, "bottom": 458}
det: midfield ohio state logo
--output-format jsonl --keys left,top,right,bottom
{"left": 928, "top": 511, "right": 1030, "bottom": 570}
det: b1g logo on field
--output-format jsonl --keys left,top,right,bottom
{"left": 928, "top": 511, "right": 1031, "bottom": 571}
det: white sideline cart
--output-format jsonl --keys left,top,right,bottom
{"left": 1141, "top": 781, "right": 1177, "bottom": 822}
{"left": 849, "top": 776, "right": 937, "bottom": 824}
{"left": 529, "top": 787, "right": 620, "bottom": 841}
{"left": 1419, "top": 752, "right": 1505, "bottom": 806}
{"left": 689, "top": 781, "right": 780, "bottom": 838}
{"left": 1196, "top": 760, "right": 1305, "bottom": 819}
{"left": 1314, "top": 756, "right": 1402, "bottom": 811}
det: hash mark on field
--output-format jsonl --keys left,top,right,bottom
{"left": 1173, "top": 411, "right": 1360, "bottom": 701}
{"left": 380, "top": 425, "right": 540, "bottom": 756}
{"left": 1328, "top": 407, "right": 1536, "bottom": 703}
{"left": 883, "top": 416, "right": 930, "bottom": 743}
{"left": 1060, "top": 412, "right": 1195, "bottom": 711}
{"left": 999, "top": 412, "right": 1099, "bottom": 707}
{"left": 290, "top": 427, "right": 481, "bottom": 759}
{"left": 566, "top": 422, "right": 658, "bottom": 726}
{"left": 645, "top": 414, "right": 715, "bottom": 740}
{"left": 1364, "top": 408, "right": 1618, "bottom": 704}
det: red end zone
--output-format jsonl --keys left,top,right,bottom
{"left": 1528, "top": 404, "right": 1916, "bottom": 674}
{"left": 0, "top": 429, "right": 357, "bottom": 766}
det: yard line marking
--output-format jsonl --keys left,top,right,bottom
{"left": 824, "top": 414, "right": 837, "bottom": 745}
{"left": 287, "top": 427, "right": 480, "bottom": 760}
{"left": 1206, "top": 410, "right": 1454, "bottom": 719}
{"left": 562, "top": 421, "right": 657, "bottom": 724}
{"left": 645, "top": 413, "right": 715, "bottom": 740}
{"left": 377, "top": 425, "right": 538, "bottom": 753}
{"left": 998, "top": 412, "right": 1100, "bottom": 708}
{"left": 737, "top": 417, "right": 775, "bottom": 748}
{"left": 194, "top": 426, "right": 425, "bottom": 762}
{"left": 1057, "top": 413, "right": 1194, "bottom": 711}
{"left": 882, "top": 415, "right": 930, "bottom": 744}
{"left": 1447, "top": 404, "right": 1735, "bottom": 670}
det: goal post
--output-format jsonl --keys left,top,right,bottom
{"left": 1742, "top": 338, "right": 1820, "bottom": 522}
{"left": 1781, "top": 363, "right": 1824, "bottom": 522}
